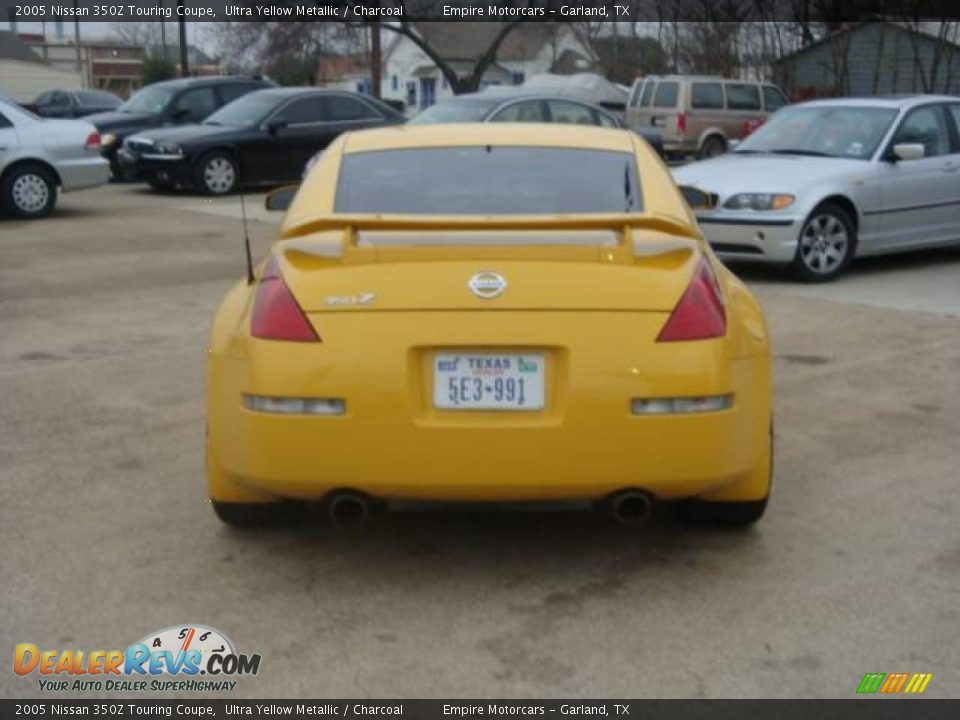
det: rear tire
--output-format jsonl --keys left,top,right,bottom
{"left": 698, "top": 135, "right": 726, "bottom": 159}
{"left": 681, "top": 421, "right": 772, "bottom": 528}
{"left": 2, "top": 163, "right": 57, "bottom": 219}
{"left": 679, "top": 498, "right": 768, "bottom": 528}
{"left": 212, "top": 500, "right": 308, "bottom": 528}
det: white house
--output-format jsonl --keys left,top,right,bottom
{"left": 377, "top": 23, "right": 599, "bottom": 114}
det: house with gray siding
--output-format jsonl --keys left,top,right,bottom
{"left": 773, "top": 21, "right": 960, "bottom": 100}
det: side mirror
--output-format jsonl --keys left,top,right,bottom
{"left": 891, "top": 143, "right": 925, "bottom": 162}
{"left": 171, "top": 107, "right": 191, "bottom": 121}
{"left": 264, "top": 185, "right": 298, "bottom": 212}
{"left": 267, "top": 119, "right": 288, "bottom": 135}
{"left": 679, "top": 185, "right": 715, "bottom": 211}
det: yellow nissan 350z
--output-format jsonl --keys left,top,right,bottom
{"left": 206, "top": 124, "right": 772, "bottom": 529}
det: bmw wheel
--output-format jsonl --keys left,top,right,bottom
{"left": 791, "top": 203, "right": 856, "bottom": 282}
{"left": 195, "top": 152, "right": 237, "bottom": 195}
{"left": 2, "top": 164, "right": 57, "bottom": 219}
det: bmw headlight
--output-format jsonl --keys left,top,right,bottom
{"left": 723, "top": 193, "right": 795, "bottom": 211}
{"left": 101, "top": 133, "right": 117, "bottom": 146}
{"left": 154, "top": 143, "right": 183, "bottom": 157}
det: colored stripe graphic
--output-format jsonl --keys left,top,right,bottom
{"left": 904, "top": 673, "right": 933, "bottom": 694}
{"left": 879, "top": 673, "right": 909, "bottom": 693}
{"left": 857, "top": 673, "right": 885, "bottom": 694}
{"left": 857, "top": 672, "right": 933, "bottom": 694}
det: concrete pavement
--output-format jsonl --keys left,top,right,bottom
{"left": 1, "top": 185, "right": 958, "bottom": 699}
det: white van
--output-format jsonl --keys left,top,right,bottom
{"left": 626, "top": 75, "right": 789, "bottom": 159}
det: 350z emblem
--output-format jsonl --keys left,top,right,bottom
{"left": 324, "top": 293, "right": 376, "bottom": 306}
{"left": 468, "top": 272, "right": 507, "bottom": 299}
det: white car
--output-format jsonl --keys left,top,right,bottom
{"left": 0, "top": 99, "right": 109, "bottom": 219}
{"left": 673, "top": 95, "right": 960, "bottom": 281}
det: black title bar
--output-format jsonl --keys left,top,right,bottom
{"left": 3, "top": 700, "right": 960, "bottom": 719}
{"left": 2, "top": 0, "right": 960, "bottom": 23}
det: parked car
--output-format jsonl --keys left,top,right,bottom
{"left": 31, "top": 89, "right": 122, "bottom": 118}
{"left": 673, "top": 95, "right": 960, "bottom": 282}
{"left": 85, "top": 76, "right": 274, "bottom": 180}
{"left": 123, "top": 88, "right": 404, "bottom": 195}
{"left": 0, "top": 101, "right": 109, "bottom": 219}
{"left": 626, "top": 75, "right": 788, "bottom": 159}
{"left": 207, "top": 123, "right": 772, "bottom": 529}
{"left": 411, "top": 93, "right": 666, "bottom": 158}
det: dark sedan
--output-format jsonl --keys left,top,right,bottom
{"left": 86, "top": 76, "right": 273, "bottom": 179}
{"left": 123, "top": 88, "right": 405, "bottom": 194}
{"left": 410, "top": 94, "right": 665, "bottom": 157}
{"left": 31, "top": 89, "right": 122, "bottom": 118}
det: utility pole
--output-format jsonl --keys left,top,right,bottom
{"left": 73, "top": 0, "right": 81, "bottom": 80}
{"left": 370, "top": 21, "right": 381, "bottom": 98}
{"left": 177, "top": 1, "right": 189, "bottom": 76}
{"left": 160, "top": 3, "right": 167, "bottom": 63}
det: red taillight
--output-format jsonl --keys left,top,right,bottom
{"left": 250, "top": 258, "right": 319, "bottom": 342}
{"left": 84, "top": 132, "right": 101, "bottom": 150}
{"left": 677, "top": 112, "right": 687, "bottom": 133}
{"left": 657, "top": 259, "right": 726, "bottom": 342}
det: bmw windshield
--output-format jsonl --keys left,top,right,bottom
{"left": 735, "top": 105, "right": 898, "bottom": 160}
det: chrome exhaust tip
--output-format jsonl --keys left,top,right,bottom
{"left": 609, "top": 490, "right": 655, "bottom": 526}
{"left": 326, "top": 491, "right": 372, "bottom": 529}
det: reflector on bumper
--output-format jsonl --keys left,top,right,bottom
{"left": 243, "top": 395, "right": 346, "bottom": 415}
{"left": 631, "top": 395, "right": 733, "bottom": 415}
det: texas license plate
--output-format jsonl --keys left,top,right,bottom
{"left": 433, "top": 352, "right": 545, "bottom": 411}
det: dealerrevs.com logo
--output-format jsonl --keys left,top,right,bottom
{"left": 14, "top": 625, "right": 261, "bottom": 692}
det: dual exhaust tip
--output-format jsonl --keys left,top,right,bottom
{"left": 323, "top": 489, "right": 655, "bottom": 529}
{"left": 326, "top": 491, "right": 374, "bottom": 529}
{"left": 607, "top": 490, "right": 655, "bottom": 526}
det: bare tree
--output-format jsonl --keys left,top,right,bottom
{"left": 377, "top": 21, "right": 524, "bottom": 94}
{"left": 111, "top": 22, "right": 164, "bottom": 49}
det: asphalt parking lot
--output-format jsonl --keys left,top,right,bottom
{"left": 1, "top": 184, "right": 959, "bottom": 699}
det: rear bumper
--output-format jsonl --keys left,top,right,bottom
{"left": 695, "top": 214, "right": 800, "bottom": 263}
{"left": 58, "top": 156, "right": 110, "bottom": 192}
{"left": 207, "top": 311, "right": 771, "bottom": 503}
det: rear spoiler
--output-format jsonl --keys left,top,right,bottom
{"left": 282, "top": 212, "right": 702, "bottom": 244}
{"left": 279, "top": 213, "right": 702, "bottom": 263}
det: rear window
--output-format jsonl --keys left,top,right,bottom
{"left": 691, "top": 82, "right": 724, "bottom": 110}
{"left": 726, "top": 83, "right": 761, "bottom": 111}
{"left": 653, "top": 82, "right": 678, "bottom": 108}
{"left": 77, "top": 90, "right": 120, "bottom": 107}
{"left": 410, "top": 101, "right": 494, "bottom": 124}
{"left": 335, "top": 147, "right": 642, "bottom": 215}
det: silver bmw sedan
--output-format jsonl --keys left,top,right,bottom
{"left": 673, "top": 95, "right": 960, "bottom": 281}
